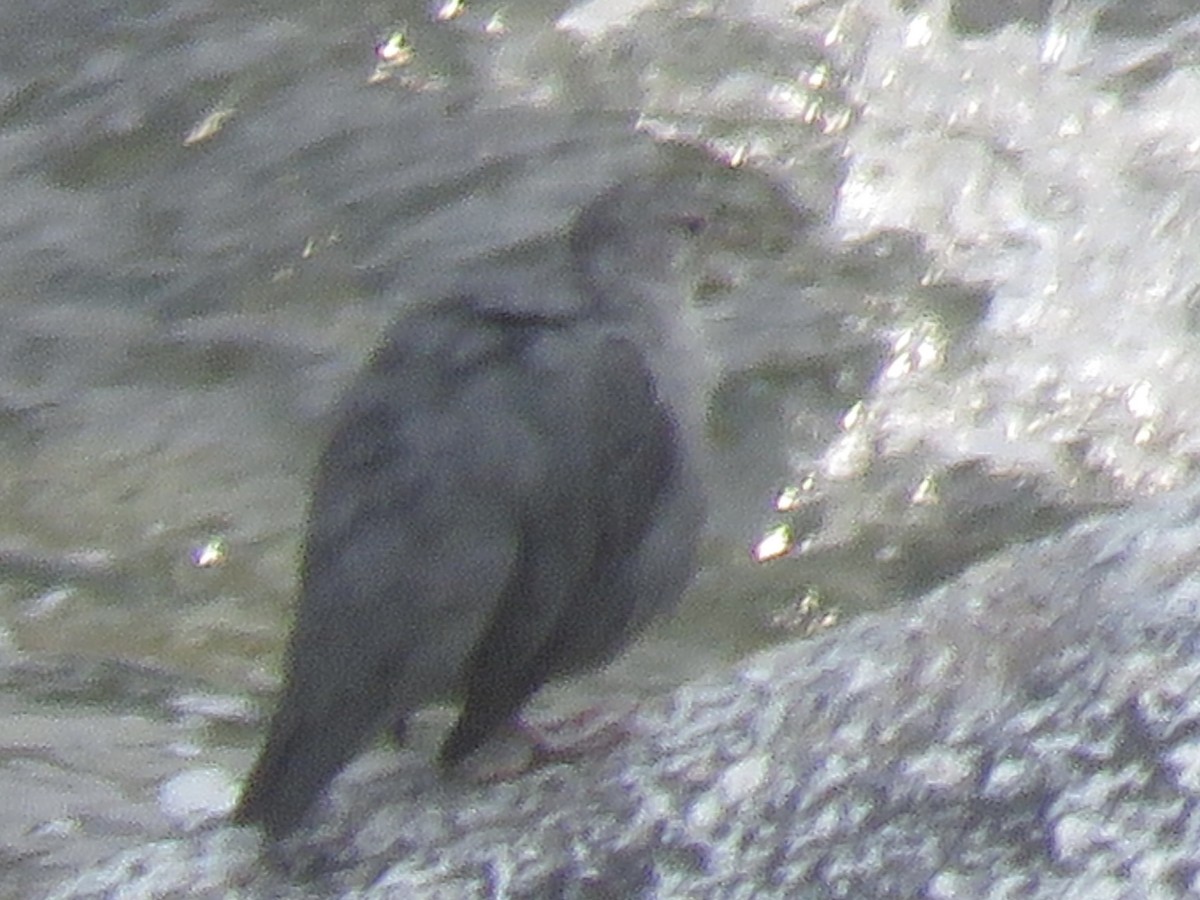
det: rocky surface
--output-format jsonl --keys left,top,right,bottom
{"left": 48, "top": 482, "right": 1200, "bottom": 898}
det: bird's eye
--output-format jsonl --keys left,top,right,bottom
{"left": 677, "top": 214, "right": 709, "bottom": 236}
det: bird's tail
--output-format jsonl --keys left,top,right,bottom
{"left": 233, "top": 685, "right": 383, "bottom": 840}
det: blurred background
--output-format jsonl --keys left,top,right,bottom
{"left": 5, "top": 0, "right": 1200, "bottom": 893}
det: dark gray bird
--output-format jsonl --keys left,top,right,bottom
{"left": 233, "top": 161, "right": 800, "bottom": 840}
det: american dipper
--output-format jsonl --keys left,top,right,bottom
{"left": 234, "top": 163, "right": 789, "bottom": 839}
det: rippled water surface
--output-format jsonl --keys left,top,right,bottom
{"left": 6, "top": 0, "right": 1200, "bottom": 893}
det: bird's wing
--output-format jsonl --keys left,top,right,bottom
{"left": 290, "top": 302, "right": 563, "bottom": 711}
{"left": 438, "top": 327, "right": 687, "bottom": 765}
{"left": 237, "top": 301, "right": 553, "bottom": 835}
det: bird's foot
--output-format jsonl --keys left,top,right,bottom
{"left": 523, "top": 704, "right": 635, "bottom": 765}
{"left": 455, "top": 703, "right": 639, "bottom": 783}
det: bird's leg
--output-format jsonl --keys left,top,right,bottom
{"left": 449, "top": 701, "right": 642, "bottom": 783}
{"left": 520, "top": 701, "right": 640, "bottom": 767}
{"left": 389, "top": 715, "right": 408, "bottom": 747}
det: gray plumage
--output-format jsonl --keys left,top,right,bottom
{"left": 233, "top": 164, "right": 788, "bottom": 839}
